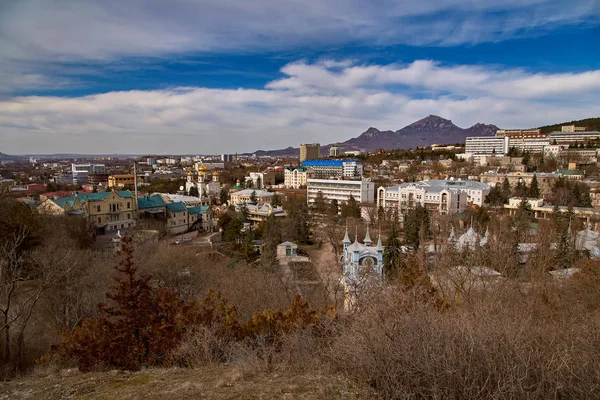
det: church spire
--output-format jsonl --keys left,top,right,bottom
{"left": 364, "top": 226, "right": 372, "bottom": 246}
{"left": 342, "top": 225, "right": 351, "bottom": 244}
{"left": 376, "top": 228, "right": 383, "bottom": 252}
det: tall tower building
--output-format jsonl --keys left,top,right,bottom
{"left": 300, "top": 143, "right": 321, "bottom": 162}
{"left": 329, "top": 145, "right": 341, "bottom": 157}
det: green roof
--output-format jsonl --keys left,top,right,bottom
{"left": 166, "top": 202, "right": 188, "bottom": 213}
{"left": 557, "top": 170, "right": 584, "bottom": 175}
{"left": 52, "top": 190, "right": 133, "bottom": 209}
{"left": 187, "top": 205, "right": 208, "bottom": 215}
{"left": 138, "top": 195, "right": 166, "bottom": 209}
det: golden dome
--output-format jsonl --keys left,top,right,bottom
{"left": 198, "top": 164, "right": 207, "bottom": 172}
{"left": 187, "top": 171, "right": 193, "bottom": 176}
{"left": 212, "top": 171, "right": 219, "bottom": 176}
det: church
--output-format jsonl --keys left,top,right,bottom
{"left": 341, "top": 227, "right": 384, "bottom": 310}
{"left": 185, "top": 164, "right": 222, "bottom": 203}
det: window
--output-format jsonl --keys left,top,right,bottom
{"left": 98, "top": 217, "right": 101, "bottom": 223}
{"left": 127, "top": 213, "right": 131, "bottom": 219}
{"left": 96, "top": 205, "right": 101, "bottom": 212}
{"left": 127, "top": 202, "right": 131, "bottom": 209}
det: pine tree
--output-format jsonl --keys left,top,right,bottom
{"left": 313, "top": 191, "right": 327, "bottom": 214}
{"left": 528, "top": 174, "right": 540, "bottom": 198}
{"left": 501, "top": 177, "right": 512, "bottom": 201}
{"left": 249, "top": 190, "right": 257, "bottom": 204}
{"left": 383, "top": 224, "right": 403, "bottom": 280}
{"left": 188, "top": 186, "right": 199, "bottom": 197}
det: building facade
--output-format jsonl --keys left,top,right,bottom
{"left": 307, "top": 179, "right": 375, "bottom": 204}
{"left": 284, "top": 167, "right": 313, "bottom": 189}
{"left": 300, "top": 143, "right": 321, "bottom": 162}
{"left": 465, "top": 136, "right": 510, "bottom": 162}
{"left": 108, "top": 174, "right": 135, "bottom": 189}
{"left": 42, "top": 190, "right": 136, "bottom": 234}
{"left": 229, "top": 188, "right": 274, "bottom": 206}
{"left": 479, "top": 171, "right": 559, "bottom": 197}
{"left": 377, "top": 179, "right": 490, "bottom": 215}
{"left": 301, "top": 159, "right": 363, "bottom": 179}
{"left": 329, "top": 145, "right": 341, "bottom": 157}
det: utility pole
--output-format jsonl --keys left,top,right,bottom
{"left": 133, "top": 160, "right": 138, "bottom": 211}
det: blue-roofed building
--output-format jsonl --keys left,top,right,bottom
{"left": 37, "top": 190, "right": 136, "bottom": 234}
{"left": 300, "top": 159, "right": 363, "bottom": 179}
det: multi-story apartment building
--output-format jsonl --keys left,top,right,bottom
{"left": 41, "top": 190, "right": 136, "bottom": 234}
{"left": 496, "top": 129, "right": 543, "bottom": 137}
{"left": 377, "top": 179, "right": 490, "bottom": 215}
{"left": 307, "top": 179, "right": 375, "bottom": 205}
{"left": 300, "top": 143, "right": 321, "bottom": 162}
{"left": 301, "top": 159, "right": 363, "bottom": 179}
{"left": 547, "top": 131, "right": 600, "bottom": 144}
{"left": 166, "top": 202, "right": 189, "bottom": 234}
{"left": 247, "top": 171, "right": 276, "bottom": 189}
{"left": 284, "top": 167, "right": 313, "bottom": 189}
{"left": 509, "top": 137, "right": 550, "bottom": 154}
{"left": 464, "top": 136, "right": 509, "bottom": 163}
{"left": 71, "top": 164, "right": 106, "bottom": 185}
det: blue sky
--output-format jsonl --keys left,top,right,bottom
{"left": 0, "top": 0, "right": 599, "bottom": 154}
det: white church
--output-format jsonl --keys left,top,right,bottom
{"left": 185, "top": 164, "right": 222, "bottom": 204}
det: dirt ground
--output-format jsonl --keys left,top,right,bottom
{"left": 0, "top": 365, "right": 375, "bottom": 400}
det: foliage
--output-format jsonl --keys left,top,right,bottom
{"left": 383, "top": 224, "right": 403, "bottom": 280}
{"left": 538, "top": 117, "right": 600, "bottom": 134}
{"left": 340, "top": 195, "right": 361, "bottom": 220}
{"left": 57, "top": 236, "right": 334, "bottom": 371}
{"left": 188, "top": 186, "right": 199, "bottom": 197}
{"left": 312, "top": 191, "right": 327, "bottom": 215}
{"left": 403, "top": 204, "right": 430, "bottom": 249}
{"left": 528, "top": 174, "right": 540, "bottom": 198}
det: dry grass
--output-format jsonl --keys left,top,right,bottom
{"left": 0, "top": 364, "right": 375, "bottom": 400}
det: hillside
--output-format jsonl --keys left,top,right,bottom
{"left": 250, "top": 115, "right": 497, "bottom": 157}
{"left": 538, "top": 117, "right": 600, "bottom": 134}
{"left": 0, "top": 365, "right": 375, "bottom": 400}
{"left": 0, "top": 152, "right": 25, "bottom": 161}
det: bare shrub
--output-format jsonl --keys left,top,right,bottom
{"left": 328, "top": 282, "right": 600, "bottom": 399}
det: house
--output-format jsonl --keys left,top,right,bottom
{"left": 166, "top": 202, "right": 189, "bottom": 235}
{"left": 277, "top": 241, "right": 298, "bottom": 258}
{"left": 38, "top": 190, "right": 136, "bottom": 234}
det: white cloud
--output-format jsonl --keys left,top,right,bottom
{"left": 1, "top": 59, "right": 599, "bottom": 154}
{"left": 0, "top": 0, "right": 597, "bottom": 63}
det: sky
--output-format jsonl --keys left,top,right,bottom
{"left": 0, "top": 0, "right": 599, "bottom": 155}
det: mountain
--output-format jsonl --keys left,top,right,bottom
{"left": 0, "top": 152, "right": 25, "bottom": 161}
{"left": 248, "top": 115, "right": 498, "bottom": 156}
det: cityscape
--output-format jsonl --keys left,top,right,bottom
{"left": 1, "top": 0, "right": 600, "bottom": 398}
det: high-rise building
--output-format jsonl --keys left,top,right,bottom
{"left": 71, "top": 164, "right": 106, "bottom": 185}
{"left": 300, "top": 143, "right": 320, "bottom": 162}
{"left": 329, "top": 145, "right": 341, "bottom": 157}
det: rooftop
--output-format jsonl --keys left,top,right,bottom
{"left": 52, "top": 190, "right": 133, "bottom": 208}
{"left": 301, "top": 159, "right": 359, "bottom": 167}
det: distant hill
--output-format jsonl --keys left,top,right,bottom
{"left": 538, "top": 117, "right": 600, "bottom": 135}
{"left": 0, "top": 152, "right": 25, "bottom": 161}
{"left": 249, "top": 115, "right": 498, "bottom": 157}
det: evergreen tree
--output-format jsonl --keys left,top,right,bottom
{"left": 501, "top": 177, "right": 512, "bottom": 201}
{"left": 383, "top": 224, "right": 403, "bottom": 280}
{"left": 528, "top": 174, "right": 540, "bottom": 198}
{"left": 188, "top": 186, "right": 199, "bottom": 197}
{"left": 341, "top": 195, "right": 361, "bottom": 220}
{"left": 271, "top": 193, "right": 282, "bottom": 207}
{"left": 328, "top": 199, "right": 339, "bottom": 219}
{"left": 249, "top": 190, "right": 257, "bottom": 204}
{"left": 485, "top": 185, "right": 505, "bottom": 208}
{"left": 313, "top": 191, "right": 327, "bottom": 214}
{"left": 514, "top": 179, "right": 527, "bottom": 198}
{"left": 219, "top": 188, "right": 228, "bottom": 205}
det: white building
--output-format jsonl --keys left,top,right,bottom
{"left": 378, "top": 179, "right": 490, "bottom": 215}
{"left": 301, "top": 159, "right": 363, "bottom": 179}
{"left": 307, "top": 179, "right": 375, "bottom": 204}
{"left": 548, "top": 131, "right": 600, "bottom": 144}
{"left": 465, "top": 136, "right": 509, "bottom": 161}
{"left": 284, "top": 167, "right": 313, "bottom": 189}
{"left": 509, "top": 137, "right": 550, "bottom": 154}
{"left": 71, "top": 163, "right": 106, "bottom": 185}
